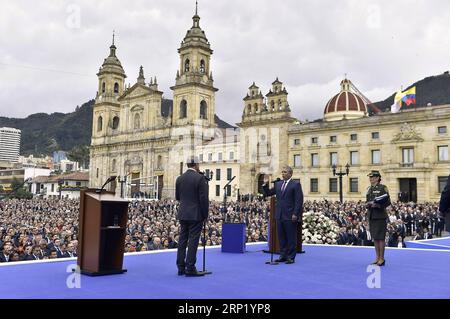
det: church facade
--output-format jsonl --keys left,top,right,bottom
{"left": 89, "top": 8, "right": 219, "bottom": 199}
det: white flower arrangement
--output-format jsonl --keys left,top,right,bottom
{"left": 302, "top": 211, "right": 340, "bottom": 244}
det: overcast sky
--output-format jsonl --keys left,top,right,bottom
{"left": 1, "top": 0, "right": 450, "bottom": 125}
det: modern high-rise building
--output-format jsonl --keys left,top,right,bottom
{"left": 0, "top": 127, "right": 21, "bottom": 163}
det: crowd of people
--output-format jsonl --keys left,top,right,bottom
{"left": 0, "top": 197, "right": 447, "bottom": 262}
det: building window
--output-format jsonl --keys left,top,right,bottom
{"left": 311, "top": 153, "right": 319, "bottom": 167}
{"left": 134, "top": 113, "right": 141, "bottom": 129}
{"left": 329, "top": 178, "right": 338, "bottom": 193}
{"left": 184, "top": 59, "right": 190, "bottom": 72}
{"left": 112, "top": 116, "right": 120, "bottom": 130}
{"left": 294, "top": 138, "right": 300, "bottom": 145}
{"left": 439, "top": 176, "right": 448, "bottom": 193}
{"left": 438, "top": 126, "right": 447, "bottom": 134}
{"left": 51, "top": 184, "right": 54, "bottom": 192}
{"left": 76, "top": 181, "right": 81, "bottom": 187}
{"left": 330, "top": 152, "right": 338, "bottom": 167}
{"left": 294, "top": 154, "right": 301, "bottom": 168}
{"left": 114, "top": 82, "right": 119, "bottom": 93}
{"left": 372, "top": 132, "right": 380, "bottom": 139}
{"left": 229, "top": 152, "right": 234, "bottom": 160}
{"left": 102, "top": 82, "right": 105, "bottom": 93}
{"left": 157, "top": 155, "right": 162, "bottom": 169}
{"left": 226, "top": 185, "right": 231, "bottom": 196}
{"left": 96, "top": 168, "right": 99, "bottom": 178}
{"left": 179, "top": 100, "right": 187, "bottom": 119}
{"left": 180, "top": 162, "right": 183, "bottom": 175}
{"left": 350, "top": 151, "right": 359, "bottom": 165}
{"left": 371, "top": 150, "right": 381, "bottom": 164}
{"left": 200, "top": 59, "right": 205, "bottom": 73}
{"left": 402, "top": 148, "right": 414, "bottom": 165}
{"left": 227, "top": 168, "right": 232, "bottom": 181}
{"left": 216, "top": 185, "right": 220, "bottom": 197}
{"left": 199, "top": 154, "right": 203, "bottom": 162}
{"left": 330, "top": 136, "right": 337, "bottom": 143}
{"left": 350, "top": 133, "right": 357, "bottom": 141}
{"left": 310, "top": 178, "right": 318, "bottom": 193}
{"left": 216, "top": 169, "right": 221, "bottom": 181}
{"left": 218, "top": 152, "right": 223, "bottom": 161}
{"left": 438, "top": 146, "right": 449, "bottom": 161}
{"left": 311, "top": 137, "right": 318, "bottom": 144}
{"left": 200, "top": 100, "right": 208, "bottom": 119}
{"left": 97, "top": 116, "right": 103, "bottom": 132}
{"left": 111, "top": 159, "right": 116, "bottom": 172}
{"left": 208, "top": 153, "right": 213, "bottom": 161}
{"left": 205, "top": 169, "right": 210, "bottom": 179}
{"left": 350, "top": 178, "right": 358, "bottom": 193}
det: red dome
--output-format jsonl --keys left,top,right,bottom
{"left": 324, "top": 79, "right": 368, "bottom": 116}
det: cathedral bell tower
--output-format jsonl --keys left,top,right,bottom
{"left": 170, "top": 2, "right": 218, "bottom": 131}
{"left": 93, "top": 33, "right": 127, "bottom": 139}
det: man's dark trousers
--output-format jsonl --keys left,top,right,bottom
{"left": 177, "top": 220, "right": 203, "bottom": 272}
{"left": 277, "top": 220, "right": 297, "bottom": 260}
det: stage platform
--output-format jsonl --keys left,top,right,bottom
{"left": 405, "top": 236, "right": 450, "bottom": 250}
{"left": 1, "top": 243, "right": 449, "bottom": 299}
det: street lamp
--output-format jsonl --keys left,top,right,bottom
{"left": 332, "top": 163, "right": 350, "bottom": 203}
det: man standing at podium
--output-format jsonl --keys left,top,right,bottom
{"left": 262, "top": 165, "right": 303, "bottom": 264}
{"left": 175, "top": 156, "right": 209, "bottom": 277}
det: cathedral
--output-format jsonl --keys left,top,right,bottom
{"left": 90, "top": 5, "right": 223, "bottom": 199}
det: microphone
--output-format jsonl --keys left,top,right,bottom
{"left": 97, "top": 176, "right": 117, "bottom": 194}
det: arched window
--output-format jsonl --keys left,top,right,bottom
{"left": 254, "top": 103, "right": 258, "bottom": 113}
{"left": 278, "top": 99, "right": 282, "bottom": 110}
{"left": 112, "top": 159, "right": 116, "bottom": 172}
{"left": 200, "top": 59, "right": 205, "bottom": 73}
{"left": 200, "top": 101, "right": 207, "bottom": 119}
{"left": 102, "top": 82, "right": 106, "bottom": 93}
{"left": 184, "top": 59, "right": 190, "bottom": 72}
{"left": 112, "top": 116, "right": 120, "bottom": 129}
{"left": 134, "top": 113, "right": 141, "bottom": 129}
{"left": 247, "top": 104, "right": 252, "bottom": 114}
{"left": 271, "top": 101, "right": 275, "bottom": 111}
{"left": 97, "top": 116, "right": 103, "bottom": 132}
{"left": 180, "top": 100, "right": 187, "bottom": 119}
{"left": 114, "top": 83, "right": 119, "bottom": 93}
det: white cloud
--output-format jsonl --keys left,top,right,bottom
{"left": 0, "top": 0, "right": 450, "bottom": 124}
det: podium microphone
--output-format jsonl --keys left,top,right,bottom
{"left": 97, "top": 176, "right": 117, "bottom": 194}
{"left": 271, "top": 178, "right": 281, "bottom": 184}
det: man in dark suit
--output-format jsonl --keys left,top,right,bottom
{"left": 439, "top": 174, "right": 450, "bottom": 232}
{"left": 175, "top": 156, "right": 209, "bottom": 276}
{"left": 262, "top": 165, "right": 303, "bottom": 264}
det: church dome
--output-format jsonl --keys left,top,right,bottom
{"left": 97, "top": 43, "right": 126, "bottom": 77}
{"left": 180, "top": 6, "right": 212, "bottom": 52}
{"left": 323, "top": 79, "right": 368, "bottom": 121}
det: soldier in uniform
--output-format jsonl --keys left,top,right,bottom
{"left": 365, "top": 170, "right": 391, "bottom": 266}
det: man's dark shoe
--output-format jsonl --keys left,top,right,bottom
{"left": 178, "top": 269, "right": 185, "bottom": 276}
{"left": 285, "top": 259, "right": 295, "bottom": 264}
{"left": 274, "top": 258, "right": 287, "bottom": 262}
{"left": 185, "top": 270, "right": 205, "bottom": 277}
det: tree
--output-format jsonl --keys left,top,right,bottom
{"left": 67, "top": 145, "right": 90, "bottom": 169}
{"left": 9, "top": 177, "right": 33, "bottom": 199}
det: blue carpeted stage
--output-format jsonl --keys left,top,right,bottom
{"left": 405, "top": 236, "right": 450, "bottom": 250}
{"left": 1, "top": 243, "right": 449, "bottom": 299}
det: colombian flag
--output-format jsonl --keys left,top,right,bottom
{"left": 401, "top": 86, "right": 416, "bottom": 106}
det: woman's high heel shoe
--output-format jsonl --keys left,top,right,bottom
{"left": 377, "top": 260, "right": 385, "bottom": 266}
{"left": 371, "top": 260, "right": 379, "bottom": 265}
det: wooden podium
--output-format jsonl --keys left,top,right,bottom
{"left": 77, "top": 189, "right": 129, "bottom": 276}
{"left": 267, "top": 197, "right": 304, "bottom": 253}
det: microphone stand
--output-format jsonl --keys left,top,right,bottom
{"left": 199, "top": 171, "right": 212, "bottom": 275}
{"left": 265, "top": 178, "right": 281, "bottom": 265}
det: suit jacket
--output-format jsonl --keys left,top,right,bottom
{"left": 263, "top": 179, "right": 303, "bottom": 221}
{"left": 0, "top": 253, "right": 10, "bottom": 262}
{"left": 175, "top": 169, "right": 209, "bottom": 221}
